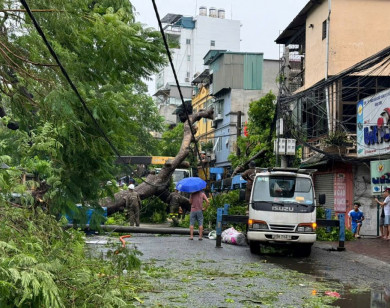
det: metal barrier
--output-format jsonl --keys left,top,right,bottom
{"left": 317, "top": 214, "right": 346, "bottom": 251}
{"left": 215, "top": 204, "right": 346, "bottom": 251}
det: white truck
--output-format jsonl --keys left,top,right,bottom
{"left": 246, "top": 168, "right": 325, "bottom": 257}
{"left": 155, "top": 168, "right": 192, "bottom": 186}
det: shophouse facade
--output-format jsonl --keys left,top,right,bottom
{"left": 276, "top": 0, "right": 390, "bottom": 235}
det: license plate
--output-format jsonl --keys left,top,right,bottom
{"left": 272, "top": 234, "right": 292, "bottom": 240}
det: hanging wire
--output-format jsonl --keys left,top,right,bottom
{"left": 151, "top": 0, "right": 210, "bottom": 182}
{"left": 19, "top": 0, "right": 170, "bottom": 189}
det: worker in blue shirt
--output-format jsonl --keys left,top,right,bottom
{"left": 348, "top": 202, "right": 364, "bottom": 238}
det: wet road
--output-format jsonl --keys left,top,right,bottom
{"left": 86, "top": 234, "right": 390, "bottom": 307}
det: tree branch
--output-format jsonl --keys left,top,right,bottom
{"left": 0, "top": 41, "right": 58, "bottom": 67}
{"left": 102, "top": 108, "right": 214, "bottom": 214}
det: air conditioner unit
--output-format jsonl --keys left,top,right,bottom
{"left": 211, "top": 120, "right": 217, "bottom": 128}
{"left": 215, "top": 113, "right": 223, "bottom": 121}
{"left": 185, "top": 78, "right": 190, "bottom": 82}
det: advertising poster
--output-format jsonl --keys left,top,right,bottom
{"left": 370, "top": 159, "right": 390, "bottom": 195}
{"left": 357, "top": 88, "right": 390, "bottom": 157}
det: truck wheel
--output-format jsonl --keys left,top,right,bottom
{"left": 249, "top": 241, "right": 261, "bottom": 254}
{"left": 293, "top": 244, "right": 312, "bottom": 257}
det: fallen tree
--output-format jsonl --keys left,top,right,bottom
{"left": 102, "top": 108, "right": 214, "bottom": 215}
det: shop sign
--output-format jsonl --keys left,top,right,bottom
{"left": 370, "top": 159, "right": 390, "bottom": 195}
{"left": 357, "top": 88, "right": 390, "bottom": 157}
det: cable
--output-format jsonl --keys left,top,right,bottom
{"left": 151, "top": 0, "right": 209, "bottom": 182}
{"left": 20, "top": 0, "right": 167, "bottom": 189}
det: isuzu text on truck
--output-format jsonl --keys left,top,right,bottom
{"left": 246, "top": 168, "right": 325, "bottom": 257}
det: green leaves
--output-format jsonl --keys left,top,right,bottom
{"left": 156, "top": 123, "right": 184, "bottom": 157}
{"left": 228, "top": 91, "right": 276, "bottom": 168}
{"left": 0, "top": 0, "right": 167, "bottom": 212}
{"left": 0, "top": 204, "right": 144, "bottom": 307}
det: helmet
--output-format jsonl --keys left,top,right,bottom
{"left": 128, "top": 184, "right": 135, "bottom": 190}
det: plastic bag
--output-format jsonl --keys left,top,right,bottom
{"left": 208, "top": 230, "right": 217, "bottom": 240}
{"left": 221, "top": 227, "right": 246, "bottom": 246}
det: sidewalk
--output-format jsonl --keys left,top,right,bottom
{"left": 344, "top": 236, "right": 390, "bottom": 263}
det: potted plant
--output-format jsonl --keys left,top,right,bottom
{"left": 321, "top": 130, "right": 348, "bottom": 154}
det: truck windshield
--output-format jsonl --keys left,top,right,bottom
{"left": 172, "top": 170, "right": 190, "bottom": 183}
{"left": 252, "top": 176, "right": 314, "bottom": 206}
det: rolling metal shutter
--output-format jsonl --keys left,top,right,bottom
{"left": 314, "top": 173, "right": 334, "bottom": 211}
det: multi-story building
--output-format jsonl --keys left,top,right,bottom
{"left": 275, "top": 0, "right": 390, "bottom": 235}
{"left": 154, "top": 7, "right": 241, "bottom": 124}
{"left": 192, "top": 50, "right": 280, "bottom": 173}
{"left": 192, "top": 69, "right": 214, "bottom": 145}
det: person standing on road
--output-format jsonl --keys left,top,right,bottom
{"left": 167, "top": 189, "right": 188, "bottom": 226}
{"left": 189, "top": 190, "right": 209, "bottom": 240}
{"left": 375, "top": 188, "right": 390, "bottom": 239}
{"left": 348, "top": 202, "right": 365, "bottom": 238}
{"left": 124, "top": 184, "right": 141, "bottom": 227}
{"left": 241, "top": 161, "right": 256, "bottom": 203}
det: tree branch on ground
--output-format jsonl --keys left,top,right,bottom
{"left": 102, "top": 108, "right": 214, "bottom": 215}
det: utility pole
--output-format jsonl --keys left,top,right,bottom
{"left": 236, "top": 110, "right": 241, "bottom": 157}
{"left": 277, "top": 48, "right": 288, "bottom": 168}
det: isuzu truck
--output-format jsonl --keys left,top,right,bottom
{"left": 246, "top": 168, "right": 324, "bottom": 257}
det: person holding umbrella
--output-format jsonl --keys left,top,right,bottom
{"left": 189, "top": 190, "right": 209, "bottom": 240}
{"left": 176, "top": 177, "right": 209, "bottom": 240}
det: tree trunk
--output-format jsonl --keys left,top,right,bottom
{"left": 102, "top": 108, "right": 214, "bottom": 215}
{"left": 231, "top": 149, "right": 267, "bottom": 177}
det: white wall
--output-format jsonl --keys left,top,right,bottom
{"left": 353, "top": 165, "right": 378, "bottom": 236}
{"left": 192, "top": 16, "right": 241, "bottom": 75}
{"left": 156, "top": 15, "right": 241, "bottom": 91}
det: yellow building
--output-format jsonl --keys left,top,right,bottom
{"left": 192, "top": 70, "right": 214, "bottom": 180}
{"left": 192, "top": 70, "right": 214, "bottom": 147}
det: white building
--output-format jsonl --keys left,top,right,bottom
{"left": 154, "top": 7, "right": 241, "bottom": 113}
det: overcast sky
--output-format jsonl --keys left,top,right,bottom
{"left": 130, "top": 0, "right": 308, "bottom": 93}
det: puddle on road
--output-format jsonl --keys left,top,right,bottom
{"left": 262, "top": 251, "right": 390, "bottom": 307}
{"left": 333, "top": 288, "right": 390, "bottom": 308}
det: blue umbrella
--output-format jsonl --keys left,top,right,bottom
{"left": 176, "top": 177, "right": 207, "bottom": 193}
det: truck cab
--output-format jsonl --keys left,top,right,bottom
{"left": 247, "top": 168, "right": 318, "bottom": 257}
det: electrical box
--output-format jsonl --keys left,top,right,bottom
{"left": 274, "top": 138, "right": 286, "bottom": 155}
{"left": 286, "top": 139, "right": 296, "bottom": 155}
{"left": 276, "top": 118, "right": 284, "bottom": 136}
{"left": 274, "top": 138, "right": 296, "bottom": 156}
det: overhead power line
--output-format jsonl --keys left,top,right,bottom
{"left": 151, "top": 0, "right": 209, "bottom": 181}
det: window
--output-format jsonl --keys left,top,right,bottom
{"left": 300, "top": 91, "right": 327, "bottom": 138}
{"left": 322, "top": 20, "right": 327, "bottom": 40}
{"left": 215, "top": 100, "right": 224, "bottom": 117}
{"left": 186, "top": 38, "right": 191, "bottom": 45}
{"left": 210, "top": 40, "right": 215, "bottom": 47}
{"left": 187, "top": 55, "right": 191, "bottom": 61}
{"left": 186, "top": 71, "right": 190, "bottom": 78}
{"left": 252, "top": 176, "right": 314, "bottom": 211}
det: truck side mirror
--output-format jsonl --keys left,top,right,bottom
{"left": 318, "top": 194, "right": 326, "bottom": 205}
{"left": 239, "top": 189, "right": 246, "bottom": 202}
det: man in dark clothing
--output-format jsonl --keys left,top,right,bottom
{"left": 241, "top": 161, "right": 256, "bottom": 203}
{"left": 167, "top": 189, "right": 189, "bottom": 225}
{"left": 124, "top": 184, "right": 141, "bottom": 226}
